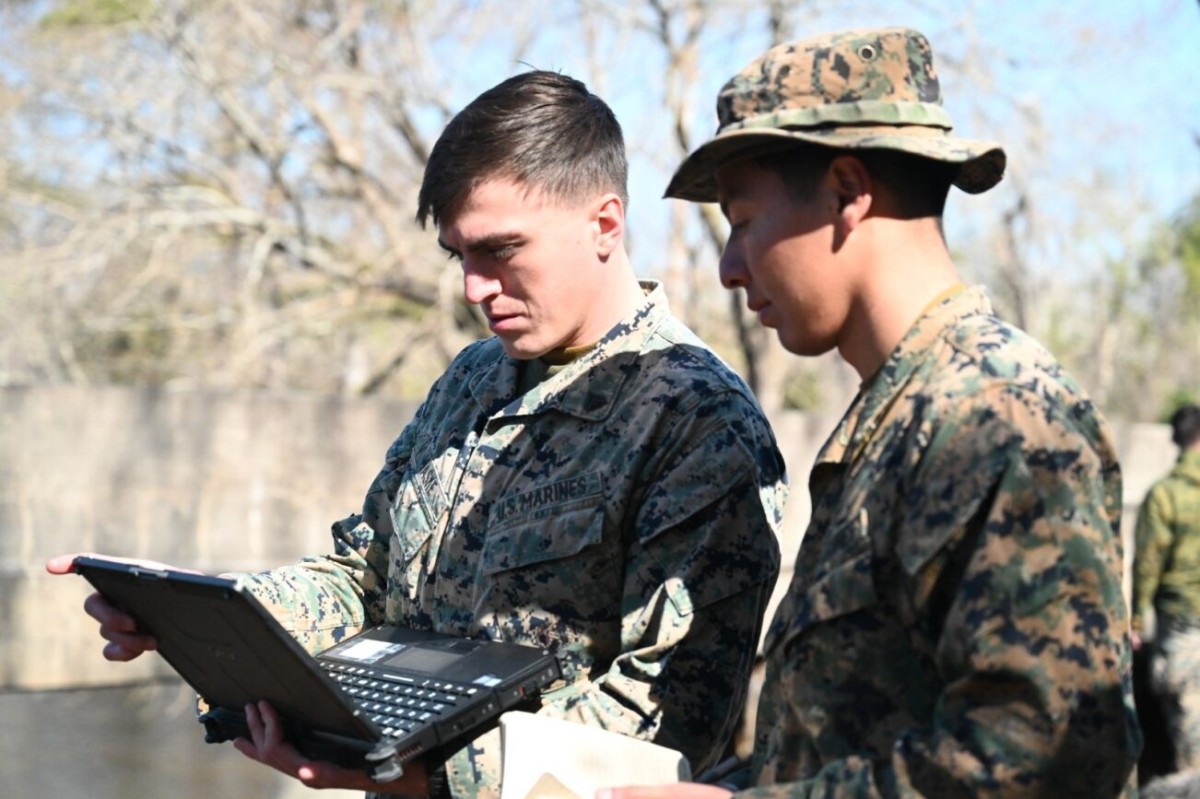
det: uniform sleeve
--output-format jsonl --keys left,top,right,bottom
{"left": 1132, "top": 482, "right": 1174, "bottom": 633}
{"left": 740, "top": 385, "right": 1139, "bottom": 799}
{"left": 233, "top": 401, "right": 426, "bottom": 655}
{"left": 544, "top": 389, "right": 785, "bottom": 774}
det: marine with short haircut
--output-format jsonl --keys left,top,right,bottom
{"left": 50, "top": 71, "right": 785, "bottom": 798}
{"left": 605, "top": 26, "right": 1141, "bottom": 799}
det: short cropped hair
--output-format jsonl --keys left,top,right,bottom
{"left": 416, "top": 71, "right": 628, "bottom": 228}
{"left": 1170, "top": 404, "right": 1200, "bottom": 450}
{"left": 755, "top": 146, "right": 956, "bottom": 219}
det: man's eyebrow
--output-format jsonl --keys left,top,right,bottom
{"left": 440, "top": 232, "right": 523, "bottom": 254}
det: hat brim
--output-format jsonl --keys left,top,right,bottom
{"left": 665, "top": 125, "right": 1006, "bottom": 202}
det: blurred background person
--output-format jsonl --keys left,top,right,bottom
{"left": 1134, "top": 403, "right": 1200, "bottom": 774}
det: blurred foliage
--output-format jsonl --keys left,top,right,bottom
{"left": 39, "top": 0, "right": 155, "bottom": 27}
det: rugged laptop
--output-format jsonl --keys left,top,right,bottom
{"left": 73, "top": 555, "right": 560, "bottom": 782}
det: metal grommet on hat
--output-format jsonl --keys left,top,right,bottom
{"left": 665, "top": 27, "right": 1006, "bottom": 202}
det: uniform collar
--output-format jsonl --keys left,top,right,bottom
{"left": 820, "top": 284, "right": 993, "bottom": 466}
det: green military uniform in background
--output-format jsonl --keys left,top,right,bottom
{"left": 1134, "top": 447, "right": 1200, "bottom": 769}
{"left": 743, "top": 287, "right": 1140, "bottom": 798}
{"left": 238, "top": 282, "right": 786, "bottom": 798}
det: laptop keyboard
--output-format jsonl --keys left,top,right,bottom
{"left": 320, "top": 661, "right": 479, "bottom": 739}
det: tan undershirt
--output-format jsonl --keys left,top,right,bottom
{"left": 516, "top": 342, "right": 598, "bottom": 395}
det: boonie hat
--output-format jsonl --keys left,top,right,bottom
{"left": 665, "top": 27, "right": 1006, "bottom": 202}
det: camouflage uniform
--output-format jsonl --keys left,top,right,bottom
{"left": 663, "top": 23, "right": 1139, "bottom": 799}
{"left": 742, "top": 287, "right": 1140, "bottom": 798}
{"left": 1134, "top": 449, "right": 1200, "bottom": 768}
{"left": 238, "top": 281, "right": 785, "bottom": 798}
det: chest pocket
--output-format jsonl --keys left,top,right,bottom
{"left": 478, "top": 502, "right": 615, "bottom": 684}
{"left": 480, "top": 501, "right": 621, "bottom": 632}
{"left": 765, "top": 512, "right": 877, "bottom": 657}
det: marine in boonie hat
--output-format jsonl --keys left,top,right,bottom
{"left": 665, "top": 27, "right": 1006, "bottom": 202}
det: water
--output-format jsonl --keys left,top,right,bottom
{"left": 0, "top": 681, "right": 360, "bottom": 799}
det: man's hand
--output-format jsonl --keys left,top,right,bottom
{"left": 597, "top": 784, "right": 734, "bottom": 799}
{"left": 45, "top": 552, "right": 187, "bottom": 662}
{"left": 234, "top": 700, "right": 429, "bottom": 793}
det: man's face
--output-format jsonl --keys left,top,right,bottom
{"left": 715, "top": 157, "right": 849, "bottom": 357}
{"left": 438, "top": 177, "right": 609, "bottom": 359}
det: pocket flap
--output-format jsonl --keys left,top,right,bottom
{"left": 481, "top": 502, "right": 606, "bottom": 575}
{"left": 764, "top": 545, "right": 876, "bottom": 655}
{"left": 796, "top": 550, "right": 876, "bottom": 627}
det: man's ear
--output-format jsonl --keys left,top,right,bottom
{"left": 593, "top": 193, "right": 625, "bottom": 257}
{"left": 828, "top": 155, "right": 873, "bottom": 232}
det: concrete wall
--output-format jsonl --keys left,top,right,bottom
{"left": 0, "top": 386, "right": 1176, "bottom": 692}
{"left": 0, "top": 386, "right": 418, "bottom": 690}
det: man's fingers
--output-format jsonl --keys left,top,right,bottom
{"left": 244, "top": 702, "right": 272, "bottom": 752}
{"left": 45, "top": 553, "right": 79, "bottom": 575}
{"left": 243, "top": 702, "right": 262, "bottom": 748}
{"left": 240, "top": 702, "right": 315, "bottom": 776}
{"left": 100, "top": 641, "right": 144, "bottom": 662}
{"left": 83, "top": 591, "right": 136, "bottom": 628}
{"left": 83, "top": 592, "right": 157, "bottom": 659}
{"left": 232, "top": 736, "right": 257, "bottom": 760}
{"left": 234, "top": 700, "right": 430, "bottom": 791}
{"left": 47, "top": 552, "right": 201, "bottom": 575}
{"left": 256, "top": 700, "right": 287, "bottom": 747}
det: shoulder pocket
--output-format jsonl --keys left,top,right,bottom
{"left": 388, "top": 460, "right": 443, "bottom": 587}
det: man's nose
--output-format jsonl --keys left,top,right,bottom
{"left": 462, "top": 266, "right": 501, "bottom": 305}
{"left": 718, "top": 243, "right": 747, "bottom": 290}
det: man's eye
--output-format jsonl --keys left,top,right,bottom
{"left": 444, "top": 250, "right": 463, "bottom": 262}
{"left": 491, "top": 245, "right": 516, "bottom": 260}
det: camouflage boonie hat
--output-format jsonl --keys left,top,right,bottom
{"left": 665, "top": 27, "right": 1006, "bottom": 202}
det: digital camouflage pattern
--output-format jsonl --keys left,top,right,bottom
{"left": 741, "top": 286, "right": 1141, "bottom": 799}
{"left": 665, "top": 27, "right": 1005, "bottom": 203}
{"left": 237, "top": 282, "right": 786, "bottom": 799}
{"left": 1135, "top": 449, "right": 1200, "bottom": 768}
